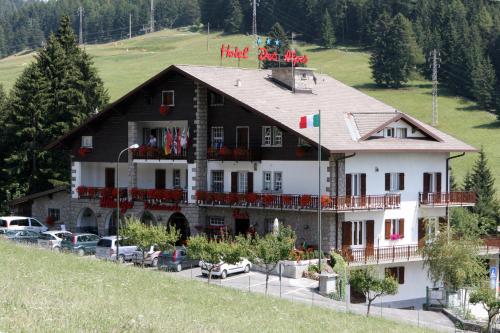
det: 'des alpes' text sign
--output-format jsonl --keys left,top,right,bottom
{"left": 258, "top": 48, "right": 308, "bottom": 65}
{"left": 220, "top": 44, "right": 250, "bottom": 59}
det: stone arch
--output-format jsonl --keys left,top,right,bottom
{"left": 140, "top": 210, "right": 157, "bottom": 226}
{"left": 76, "top": 207, "right": 98, "bottom": 234}
{"left": 168, "top": 212, "right": 190, "bottom": 244}
{"left": 104, "top": 211, "right": 124, "bottom": 236}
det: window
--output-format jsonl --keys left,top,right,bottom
{"left": 262, "top": 126, "right": 283, "bottom": 146}
{"left": 385, "top": 172, "right": 404, "bottom": 191}
{"left": 155, "top": 169, "right": 166, "bottom": 190}
{"left": 384, "top": 127, "right": 394, "bottom": 137}
{"left": 273, "top": 127, "right": 283, "bottom": 146}
{"left": 384, "top": 219, "right": 404, "bottom": 239}
{"left": 395, "top": 128, "right": 407, "bottom": 138}
{"left": 81, "top": 136, "right": 93, "bottom": 148}
{"left": 211, "top": 170, "right": 224, "bottom": 192}
{"left": 297, "top": 137, "right": 311, "bottom": 147}
{"left": 351, "top": 173, "right": 362, "bottom": 196}
{"left": 209, "top": 216, "right": 225, "bottom": 226}
{"left": 162, "top": 90, "right": 175, "bottom": 106}
{"left": 385, "top": 267, "right": 405, "bottom": 284}
{"left": 263, "top": 171, "right": 272, "bottom": 192}
{"left": 273, "top": 172, "right": 282, "bottom": 192}
{"left": 351, "top": 221, "right": 364, "bottom": 247}
{"left": 173, "top": 169, "right": 181, "bottom": 189}
{"left": 211, "top": 126, "right": 224, "bottom": 148}
{"left": 262, "top": 126, "right": 272, "bottom": 146}
{"left": 426, "top": 217, "right": 438, "bottom": 239}
{"left": 238, "top": 172, "right": 248, "bottom": 193}
{"left": 30, "top": 219, "right": 42, "bottom": 227}
{"left": 423, "top": 172, "right": 442, "bottom": 193}
{"left": 390, "top": 219, "right": 400, "bottom": 235}
{"left": 209, "top": 92, "right": 224, "bottom": 106}
{"left": 17, "top": 219, "right": 29, "bottom": 227}
{"left": 48, "top": 208, "right": 60, "bottom": 221}
{"left": 105, "top": 168, "right": 115, "bottom": 188}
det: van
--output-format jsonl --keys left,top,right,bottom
{"left": 0, "top": 216, "right": 48, "bottom": 233}
{"left": 95, "top": 236, "right": 137, "bottom": 263}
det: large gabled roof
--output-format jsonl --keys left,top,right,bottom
{"left": 48, "top": 64, "right": 477, "bottom": 153}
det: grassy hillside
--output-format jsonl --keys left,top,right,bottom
{"left": 0, "top": 28, "right": 498, "bottom": 191}
{"left": 0, "top": 240, "right": 431, "bottom": 333}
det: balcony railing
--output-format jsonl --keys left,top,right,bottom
{"left": 342, "top": 244, "right": 422, "bottom": 265}
{"left": 196, "top": 191, "right": 400, "bottom": 212}
{"left": 419, "top": 191, "right": 476, "bottom": 207}
{"left": 131, "top": 145, "right": 188, "bottom": 160}
{"left": 207, "top": 146, "right": 262, "bottom": 161}
{"left": 76, "top": 186, "right": 188, "bottom": 204}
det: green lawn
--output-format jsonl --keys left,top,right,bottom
{"left": 0, "top": 28, "right": 498, "bottom": 192}
{"left": 0, "top": 240, "right": 431, "bottom": 333}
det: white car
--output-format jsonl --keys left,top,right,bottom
{"left": 0, "top": 216, "right": 48, "bottom": 233}
{"left": 95, "top": 236, "right": 138, "bottom": 263}
{"left": 37, "top": 230, "right": 72, "bottom": 251}
{"left": 200, "top": 258, "right": 252, "bottom": 279}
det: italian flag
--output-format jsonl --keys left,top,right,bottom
{"left": 299, "top": 114, "right": 320, "bottom": 129}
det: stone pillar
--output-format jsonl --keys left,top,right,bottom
{"left": 71, "top": 161, "right": 81, "bottom": 199}
{"left": 194, "top": 83, "right": 208, "bottom": 193}
{"left": 127, "top": 122, "right": 138, "bottom": 198}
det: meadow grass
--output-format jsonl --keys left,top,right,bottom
{"left": 0, "top": 240, "right": 433, "bottom": 333}
{"left": 0, "top": 28, "right": 498, "bottom": 191}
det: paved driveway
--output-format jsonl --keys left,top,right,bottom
{"left": 159, "top": 266, "right": 457, "bottom": 332}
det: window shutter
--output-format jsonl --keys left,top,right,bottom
{"left": 342, "top": 222, "right": 352, "bottom": 247}
{"left": 345, "top": 174, "right": 352, "bottom": 196}
{"left": 361, "top": 174, "right": 366, "bottom": 196}
{"left": 418, "top": 218, "right": 426, "bottom": 246}
{"left": 398, "top": 218, "right": 405, "bottom": 238}
{"left": 399, "top": 173, "right": 405, "bottom": 190}
{"left": 385, "top": 219, "right": 391, "bottom": 239}
{"left": 423, "top": 173, "right": 430, "bottom": 193}
{"left": 436, "top": 173, "right": 442, "bottom": 193}
{"left": 385, "top": 173, "right": 390, "bottom": 191}
{"left": 247, "top": 172, "right": 254, "bottom": 193}
{"left": 398, "top": 267, "right": 405, "bottom": 284}
{"left": 365, "top": 220, "right": 374, "bottom": 256}
{"left": 231, "top": 172, "right": 238, "bottom": 193}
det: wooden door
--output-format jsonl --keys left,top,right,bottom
{"left": 105, "top": 168, "right": 115, "bottom": 188}
{"left": 155, "top": 169, "right": 166, "bottom": 189}
{"left": 236, "top": 127, "right": 249, "bottom": 148}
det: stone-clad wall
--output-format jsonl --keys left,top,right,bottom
{"left": 204, "top": 207, "right": 336, "bottom": 253}
{"left": 31, "top": 191, "right": 71, "bottom": 230}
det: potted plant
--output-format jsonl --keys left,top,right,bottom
{"left": 159, "top": 104, "right": 169, "bottom": 115}
{"left": 300, "top": 195, "right": 312, "bottom": 208}
{"left": 76, "top": 186, "right": 87, "bottom": 198}
{"left": 263, "top": 194, "right": 274, "bottom": 207}
{"left": 246, "top": 192, "right": 258, "bottom": 205}
{"left": 282, "top": 195, "right": 293, "bottom": 207}
{"left": 321, "top": 195, "right": 333, "bottom": 208}
{"left": 196, "top": 190, "right": 207, "bottom": 203}
{"left": 390, "top": 234, "right": 401, "bottom": 241}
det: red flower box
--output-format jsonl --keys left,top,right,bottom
{"left": 196, "top": 190, "right": 207, "bottom": 201}
{"left": 138, "top": 145, "right": 148, "bottom": 157}
{"left": 321, "top": 195, "right": 333, "bottom": 208}
{"left": 172, "top": 189, "right": 183, "bottom": 203}
{"left": 263, "top": 194, "right": 274, "bottom": 207}
{"left": 246, "top": 192, "right": 258, "bottom": 204}
{"left": 295, "top": 147, "right": 305, "bottom": 158}
{"left": 282, "top": 195, "right": 293, "bottom": 207}
{"left": 226, "top": 193, "right": 239, "bottom": 205}
{"left": 300, "top": 195, "right": 312, "bottom": 208}
{"left": 232, "top": 147, "right": 247, "bottom": 159}
{"left": 77, "top": 186, "right": 87, "bottom": 197}
{"left": 78, "top": 147, "right": 92, "bottom": 157}
{"left": 159, "top": 104, "right": 169, "bottom": 115}
{"left": 218, "top": 146, "right": 232, "bottom": 158}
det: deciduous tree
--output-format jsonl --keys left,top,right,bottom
{"left": 469, "top": 283, "right": 500, "bottom": 333}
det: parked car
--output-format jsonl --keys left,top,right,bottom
{"left": 131, "top": 245, "right": 162, "bottom": 267}
{"left": 4, "top": 229, "right": 41, "bottom": 244}
{"left": 60, "top": 233, "right": 100, "bottom": 256}
{"left": 37, "top": 230, "right": 72, "bottom": 251}
{"left": 95, "top": 236, "right": 138, "bottom": 263}
{"left": 0, "top": 216, "right": 48, "bottom": 233}
{"left": 200, "top": 258, "right": 252, "bottom": 279}
{"left": 158, "top": 246, "right": 198, "bottom": 272}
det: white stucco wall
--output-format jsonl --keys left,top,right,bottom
{"left": 207, "top": 160, "right": 329, "bottom": 195}
{"left": 80, "top": 162, "right": 129, "bottom": 188}
{"left": 136, "top": 164, "right": 188, "bottom": 189}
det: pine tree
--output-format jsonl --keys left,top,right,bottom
{"left": 470, "top": 53, "right": 497, "bottom": 110}
{"left": 469, "top": 147, "right": 498, "bottom": 222}
{"left": 262, "top": 22, "right": 291, "bottom": 69}
{"left": 463, "top": 171, "right": 474, "bottom": 192}
{"left": 370, "top": 13, "right": 422, "bottom": 88}
{"left": 321, "top": 9, "right": 335, "bottom": 48}
{"left": 224, "top": 0, "right": 243, "bottom": 34}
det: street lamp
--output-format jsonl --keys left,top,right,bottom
{"left": 116, "top": 143, "right": 139, "bottom": 261}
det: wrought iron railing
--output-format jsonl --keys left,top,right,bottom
{"left": 207, "top": 146, "right": 262, "bottom": 161}
{"left": 418, "top": 192, "right": 476, "bottom": 206}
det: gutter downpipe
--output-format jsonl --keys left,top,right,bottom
{"left": 335, "top": 153, "right": 356, "bottom": 251}
{"left": 445, "top": 152, "right": 465, "bottom": 241}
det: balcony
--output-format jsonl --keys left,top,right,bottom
{"left": 131, "top": 145, "right": 188, "bottom": 161}
{"left": 76, "top": 186, "right": 188, "bottom": 212}
{"left": 418, "top": 191, "right": 476, "bottom": 207}
{"left": 342, "top": 244, "right": 422, "bottom": 266}
{"left": 207, "top": 146, "right": 262, "bottom": 161}
{"left": 196, "top": 191, "right": 400, "bottom": 212}
{"left": 343, "top": 238, "right": 500, "bottom": 266}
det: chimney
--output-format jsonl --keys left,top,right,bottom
{"left": 271, "top": 67, "right": 316, "bottom": 93}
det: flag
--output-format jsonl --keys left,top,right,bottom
{"left": 181, "top": 128, "right": 187, "bottom": 149}
{"left": 165, "top": 128, "right": 172, "bottom": 155}
{"left": 299, "top": 114, "right": 320, "bottom": 129}
{"left": 186, "top": 127, "right": 190, "bottom": 149}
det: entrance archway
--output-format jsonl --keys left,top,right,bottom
{"left": 105, "top": 211, "right": 123, "bottom": 236}
{"left": 168, "top": 212, "right": 190, "bottom": 244}
{"left": 76, "top": 208, "right": 98, "bottom": 234}
{"left": 140, "top": 210, "right": 157, "bottom": 226}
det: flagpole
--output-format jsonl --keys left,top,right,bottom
{"left": 318, "top": 108, "right": 322, "bottom": 272}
